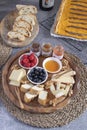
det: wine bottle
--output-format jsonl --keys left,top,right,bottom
{"left": 39, "top": 0, "right": 54, "bottom": 11}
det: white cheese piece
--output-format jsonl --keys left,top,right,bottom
{"left": 9, "top": 80, "right": 20, "bottom": 87}
{"left": 50, "top": 84, "right": 56, "bottom": 95}
{"left": 38, "top": 90, "right": 48, "bottom": 105}
{"left": 57, "top": 76, "right": 75, "bottom": 84}
{"left": 31, "top": 86, "right": 44, "bottom": 92}
{"left": 25, "top": 92, "right": 37, "bottom": 99}
{"left": 9, "top": 69, "right": 26, "bottom": 82}
{"left": 20, "top": 83, "right": 33, "bottom": 93}
{"left": 38, "top": 91, "right": 48, "bottom": 100}
{"left": 24, "top": 92, "right": 37, "bottom": 103}
{"left": 21, "top": 84, "right": 33, "bottom": 89}
{"left": 30, "top": 86, "right": 44, "bottom": 95}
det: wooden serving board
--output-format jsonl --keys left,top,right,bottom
{"left": 2, "top": 48, "right": 80, "bottom": 113}
{"left": 0, "top": 10, "right": 39, "bottom": 47}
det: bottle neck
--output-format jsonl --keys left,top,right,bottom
{"left": 39, "top": 0, "right": 54, "bottom": 11}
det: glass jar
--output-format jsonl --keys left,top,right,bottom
{"left": 53, "top": 45, "right": 64, "bottom": 60}
{"left": 41, "top": 43, "right": 52, "bottom": 57}
{"left": 31, "top": 43, "right": 41, "bottom": 57}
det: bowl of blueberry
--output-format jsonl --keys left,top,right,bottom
{"left": 27, "top": 67, "right": 48, "bottom": 84}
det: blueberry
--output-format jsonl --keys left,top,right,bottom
{"left": 33, "top": 79, "right": 37, "bottom": 82}
{"left": 38, "top": 79, "right": 42, "bottom": 83}
{"left": 42, "top": 73, "right": 46, "bottom": 77}
{"left": 34, "top": 75, "right": 38, "bottom": 78}
{"left": 40, "top": 72, "right": 43, "bottom": 76}
{"left": 29, "top": 77, "right": 33, "bottom": 81}
{"left": 31, "top": 73, "right": 35, "bottom": 77}
{"left": 34, "top": 70, "right": 39, "bottom": 75}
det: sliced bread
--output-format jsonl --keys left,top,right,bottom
{"left": 18, "top": 5, "right": 37, "bottom": 15}
{"left": 13, "top": 20, "right": 33, "bottom": 32}
{"left": 13, "top": 27, "right": 31, "bottom": 37}
{"left": 15, "top": 14, "right": 36, "bottom": 26}
{"left": 7, "top": 31, "right": 25, "bottom": 41}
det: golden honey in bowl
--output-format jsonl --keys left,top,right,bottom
{"left": 43, "top": 57, "right": 62, "bottom": 73}
{"left": 45, "top": 60, "right": 59, "bottom": 72}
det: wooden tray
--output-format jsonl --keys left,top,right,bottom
{"left": 0, "top": 10, "right": 39, "bottom": 47}
{"left": 2, "top": 48, "right": 80, "bottom": 113}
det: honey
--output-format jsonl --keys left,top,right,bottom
{"left": 45, "top": 60, "right": 59, "bottom": 72}
{"left": 42, "top": 43, "right": 52, "bottom": 57}
{"left": 53, "top": 45, "right": 64, "bottom": 60}
{"left": 31, "top": 43, "right": 41, "bottom": 57}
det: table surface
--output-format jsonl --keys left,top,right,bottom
{"left": 0, "top": 0, "right": 87, "bottom": 130}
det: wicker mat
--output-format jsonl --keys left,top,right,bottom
{"left": 0, "top": 53, "right": 87, "bottom": 128}
{"left": 0, "top": 38, "right": 12, "bottom": 69}
{"left": 0, "top": 23, "right": 12, "bottom": 68}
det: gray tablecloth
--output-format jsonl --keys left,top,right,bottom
{"left": 0, "top": 0, "right": 87, "bottom": 130}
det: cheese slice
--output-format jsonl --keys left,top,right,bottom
{"left": 50, "top": 84, "right": 56, "bottom": 95}
{"left": 57, "top": 76, "right": 75, "bottom": 84}
{"left": 24, "top": 92, "right": 37, "bottom": 103}
{"left": 20, "top": 83, "right": 33, "bottom": 93}
{"left": 53, "top": 85, "right": 71, "bottom": 98}
{"left": 38, "top": 91, "right": 48, "bottom": 100}
{"left": 30, "top": 86, "right": 44, "bottom": 94}
{"left": 9, "top": 69, "right": 26, "bottom": 82}
{"left": 9, "top": 80, "right": 20, "bottom": 87}
{"left": 38, "top": 91, "right": 48, "bottom": 105}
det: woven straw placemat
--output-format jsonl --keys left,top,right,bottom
{"left": 0, "top": 22, "right": 12, "bottom": 68}
{"left": 0, "top": 52, "right": 87, "bottom": 128}
{"left": 0, "top": 38, "right": 12, "bottom": 68}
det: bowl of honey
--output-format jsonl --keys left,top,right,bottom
{"left": 43, "top": 57, "right": 62, "bottom": 73}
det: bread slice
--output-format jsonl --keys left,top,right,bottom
{"left": 38, "top": 91, "right": 48, "bottom": 106}
{"left": 7, "top": 31, "right": 25, "bottom": 41}
{"left": 20, "top": 83, "right": 33, "bottom": 93}
{"left": 18, "top": 5, "right": 37, "bottom": 15}
{"left": 30, "top": 86, "right": 44, "bottom": 95}
{"left": 24, "top": 92, "right": 37, "bottom": 103}
{"left": 13, "top": 20, "right": 33, "bottom": 32}
{"left": 16, "top": 4, "right": 27, "bottom": 10}
{"left": 15, "top": 14, "right": 36, "bottom": 26}
{"left": 13, "top": 27, "right": 31, "bottom": 37}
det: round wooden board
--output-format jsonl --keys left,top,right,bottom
{"left": 2, "top": 48, "right": 80, "bottom": 113}
{"left": 0, "top": 10, "right": 39, "bottom": 47}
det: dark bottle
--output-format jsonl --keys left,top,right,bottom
{"left": 39, "top": 0, "right": 54, "bottom": 11}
